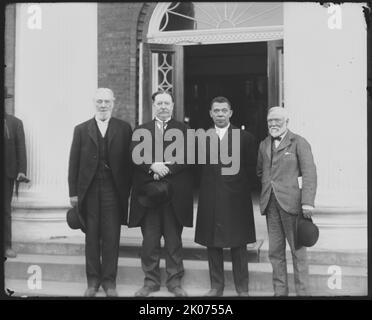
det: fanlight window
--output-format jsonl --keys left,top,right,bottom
{"left": 159, "top": 2, "right": 283, "bottom": 32}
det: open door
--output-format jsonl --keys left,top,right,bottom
{"left": 267, "top": 40, "right": 284, "bottom": 108}
{"left": 141, "top": 43, "right": 184, "bottom": 123}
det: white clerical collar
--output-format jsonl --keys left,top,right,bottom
{"left": 215, "top": 123, "right": 230, "bottom": 139}
{"left": 215, "top": 123, "right": 230, "bottom": 131}
{"left": 95, "top": 115, "right": 111, "bottom": 124}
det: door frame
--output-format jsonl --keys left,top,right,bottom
{"left": 140, "top": 2, "right": 284, "bottom": 124}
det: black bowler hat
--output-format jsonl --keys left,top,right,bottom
{"left": 137, "top": 179, "right": 172, "bottom": 209}
{"left": 295, "top": 214, "right": 319, "bottom": 250}
{"left": 66, "top": 206, "right": 86, "bottom": 233}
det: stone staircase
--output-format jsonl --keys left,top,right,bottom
{"left": 5, "top": 197, "right": 368, "bottom": 298}
{"left": 4, "top": 232, "right": 367, "bottom": 297}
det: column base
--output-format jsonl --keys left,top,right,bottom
{"left": 11, "top": 206, "right": 81, "bottom": 242}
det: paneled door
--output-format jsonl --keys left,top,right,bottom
{"left": 141, "top": 43, "right": 184, "bottom": 123}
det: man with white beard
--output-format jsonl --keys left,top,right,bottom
{"left": 257, "top": 106, "right": 317, "bottom": 296}
{"left": 68, "top": 88, "right": 132, "bottom": 297}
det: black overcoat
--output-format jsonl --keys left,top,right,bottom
{"left": 195, "top": 125, "right": 257, "bottom": 248}
{"left": 4, "top": 113, "right": 27, "bottom": 179}
{"left": 128, "top": 118, "right": 194, "bottom": 228}
{"left": 68, "top": 117, "right": 132, "bottom": 225}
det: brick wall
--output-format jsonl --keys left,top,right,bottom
{"left": 97, "top": 2, "right": 146, "bottom": 128}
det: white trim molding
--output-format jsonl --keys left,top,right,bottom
{"left": 148, "top": 25, "right": 283, "bottom": 45}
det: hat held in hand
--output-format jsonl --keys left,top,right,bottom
{"left": 66, "top": 206, "right": 86, "bottom": 233}
{"left": 138, "top": 179, "right": 172, "bottom": 209}
{"left": 295, "top": 214, "right": 319, "bottom": 250}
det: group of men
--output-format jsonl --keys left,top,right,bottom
{"left": 66, "top": 88, "right": 317, "bottom": 298}
{"left": 4, "top": 87, "right": 317, "bottom": 298}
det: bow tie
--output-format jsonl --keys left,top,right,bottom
{"left": 272, "top": 136, "right": 282, "bottom": 141}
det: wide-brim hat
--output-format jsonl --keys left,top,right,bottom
{"left": 295, "top": 214, "right": 319, "bottom": 250}
{"left": 137, "top": 179, "right": 172, "bottom": 209}
{"left": 66, "top": 206, "right": 86, "bottom": 233}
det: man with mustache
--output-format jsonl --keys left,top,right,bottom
{"left": 257, "top": 106, "right": 317, "bottom": 296}
{"left": 129, "top": 91, "right": 193, "bottom": 297}
{"left": 68, "top": 88, "right": 132, "bottom": 297}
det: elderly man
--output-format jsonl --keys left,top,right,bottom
{"left": 257, "top": 106, "right": 317, "bottom": 296}
{"left": 129, "top": 91, "right": 193, "bottom": 297}
{"left": 195, "top": 96, "right": 257, "bottom": 297}
{"left": 68, "top": 88, "right": 132, "bottom": 297}
{"left": 4, "top": 88, "right": 28, "bottom": 258}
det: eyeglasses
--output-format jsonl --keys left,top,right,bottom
{"left": 96, "top": 99, "right": 112, "bottom": 104}
{"left": 267, "top": 118, "right": 284, "bottom": 124}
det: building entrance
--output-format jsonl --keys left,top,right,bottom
{"left": 184, "top": 42, "right": 268, "bottom": 143}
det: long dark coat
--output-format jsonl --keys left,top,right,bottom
{"left": 4, "top": 113, "right": 27, "bottom": 179}
{"left": 68, "top": 117, "right": 133, "bottom": 225}
{"left": 128, "top": 118, "right": 194, "bottom": 228}
{"left": 195, "top": 125, "right": 257, "bottom": 248}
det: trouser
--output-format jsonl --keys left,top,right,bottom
{"left": 140, "top": 203, "right": 184, "bottom": 290}
{"left": 84, "top": 170, "right": 121, "bottom": 290}
{"left": 207, "top": 246, "right": 248, "bottom": 294}
{"left": 266, "top": 191, "right": 309, "bottom": 296}
{"left": 4, "top": 178, "right": 14, "bottom": 249}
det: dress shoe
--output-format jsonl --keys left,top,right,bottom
{"left": 5, "top": 248, "right": 17, "bottom": 258}
{"left": 84, "top": 287, "right": 98, "bottom": 297}
{"left": 135, "top": 286, "right": 160, "bottom": 297}
{"left": 205, "top": 289, "right": 223, "bottom": 297}
{"left": 238, "top": 291, "right": 249, "bottom": 297}
{"left": 168, "top": 286, "right": 188, "bottom": 297}
{"left": 104, "top": 288, "right": 118, "bottom": 297}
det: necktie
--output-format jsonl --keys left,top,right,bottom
{"left": 162, "top": 120, "right": 167, "bottom": 133}
{"left": 157, "top": 120, "right": 167, "bottom": 134}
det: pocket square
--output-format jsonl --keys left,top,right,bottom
{"left": 284, "top": 152, "right": 292, "bottom": 155}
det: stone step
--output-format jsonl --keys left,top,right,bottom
{"left": 4, "top": 279, "right": 274, "bottom": 298}
{"left": 257, "top": 241, "right": 367, "bottom": 267}
{"left": 12, "top": 239, "right": 263, "bottom": 262}
{"left": 11, "top": 237, "right": 366, "bottom": 267}
{"left": 4, "top": 254, "right": 367, "bottom": 296}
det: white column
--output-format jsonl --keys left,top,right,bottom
{"left": 283, "top": 3, "right": 367, "bottom": 210}
{"left": 14, "top": 3, "right": 97, "bottom": 209}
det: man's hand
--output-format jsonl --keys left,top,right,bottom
{"left": 70, "top": 196, "right": 78, "bottom": 207}
{"left": 150, "top": 162, "right": 170, "bottom": 178}
{"left": 16, "top": 173, "right": 29, "bottom": 183}
{"left": 302, "top": 205, "right": 314, "bottom": 219}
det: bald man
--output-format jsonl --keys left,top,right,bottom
{"left": 68, "top": 88, "right": 132, "bottom": 297}
{"left": 256, "top": 107, "right": 317, "bottom": 296}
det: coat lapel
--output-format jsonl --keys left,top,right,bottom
{"left": 265, "top": 136, "right": 272, "bottom": 160}
{"left": 87, "top": 118, "right": 98, "bottom": 147}
{"left": 276, "top": 130, "right": 294, "bottom": 152}
{"left": 107, "top": 118, "right": 118, "bottom": 150}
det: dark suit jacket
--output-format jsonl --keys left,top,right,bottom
{"left": 256, "top": 130, "right": 317, "bottom": 215}
{"left": 195, "top": 125, "right": 257, "bottom": 248}
{"left": 68, "top": 117, "right": 133, "bottom": 225}
{"left": 4, "top": 113, "right": 27, "bottom": 179}
{"left": 128, "top": 118, "right": 194, "bottom": 228}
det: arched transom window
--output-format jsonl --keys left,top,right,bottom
{"left": 148, "top": 2, "right": 283, "bottom": 44}
{"left": 161, "top": 2, "right": 282, "bottom": 30}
